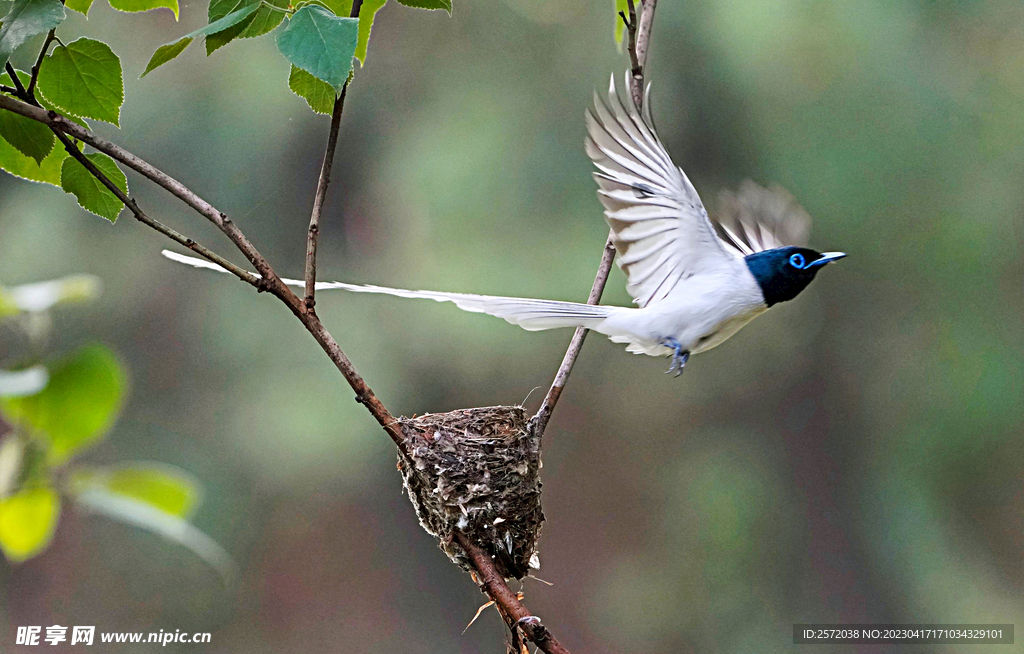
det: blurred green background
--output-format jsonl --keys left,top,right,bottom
{"left": 2, "top": 0, "right": 1023, "bottom": 651}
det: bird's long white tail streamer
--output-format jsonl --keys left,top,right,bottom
{"left": 162, "top": 250, "right": 613, "bottom": 332}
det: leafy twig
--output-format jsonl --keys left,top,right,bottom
{"left": 531, "top": 0, "right": 658, "bottom": 438}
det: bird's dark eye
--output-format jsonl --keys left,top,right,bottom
{"left": 789, "top": 253, "right": 806, "bottom": 269}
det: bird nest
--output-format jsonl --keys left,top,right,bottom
{"left": 397, "top": 405, "right": 543, "bottom": 580}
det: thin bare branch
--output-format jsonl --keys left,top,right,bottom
{"left": 531, "top": 0, "right": 659, "bottom": 438}
{"left": 5, "top": 62, "right": 27, "bottom": 96}
{"left": 529, "top": 236, "right": 615, "bottom": 437}
{"left": 303, "top": 89, "right": 344, "bottom": 308}
{"left": 455, "top": 533, "right": 571, "bottom": 654}
{"left": 52, "top": 133, "right": 259, "bottom": 288}
{"left": 0, "top": 94, "right": 281, "bottom": 288}
{"left": 285, "top": 301, "right": 413, "bottom": 459}
{"left": 631, "top": 0, "right": 658, "bottom": 108}
{"left": 623, "top": 0, "right": 640, "bottom": 94}
{"left": 304, "top": 0, "right": 362, "bottom": 308}
{"left": 27, "top": 29, "right": 57, "bottom": 98}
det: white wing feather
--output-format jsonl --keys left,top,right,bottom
{"left": 586, "top": 74, "right": 734, "bottom": 307}
{"left": 714, "top": 180, "right": 813, "bottom": 257}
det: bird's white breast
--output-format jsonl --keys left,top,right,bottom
{"left": 600, "top": 263, "right": 767, "bottom": 356}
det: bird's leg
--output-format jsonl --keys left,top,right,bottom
{"left": 660, "top": 338, "right": 690, "bottom": 377}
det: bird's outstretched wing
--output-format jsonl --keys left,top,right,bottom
{"left": 713, "top": 180, "right": 813, "bottom": 256}
{"left": 586, "top": 74, "right": 734, "bottom": 308}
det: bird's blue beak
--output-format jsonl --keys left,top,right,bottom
{"left": 809, "top": 252, "right": 847, "bottom": 268}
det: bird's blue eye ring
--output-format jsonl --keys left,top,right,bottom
{"left": 789, "top": 253, "right": 806, "bottom": 269}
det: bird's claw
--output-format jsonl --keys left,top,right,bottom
{"left": 660, "top": 338, "right": 690, "bottom": 377}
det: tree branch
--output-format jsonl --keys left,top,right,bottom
{"left": 5, "top": 62, "right": 28, "bottom": 96}
{"left": 1, "top": 79, "right": 256, "bottom": 287}
{"left": 630, "top": 0, "right": 658, "bottom": 109}
{"left": 53, "top": 132, "right": 259, "bottom": 288}
{"left": 623, "top": 0, "right": 640, "bottom": 95}
{"left": 529, "top": 236, "right": 615, "bottom": 437}
{"left": 0, "top": 93, "right": 282, "bottom": 288}
{"left": 27, "top": 29, "right": 57, "bottom": 98}
{"left": 303, "top": 88, "right": 345, "bottom": 308}
{"left": 531, "top": 0, "right": 659, "bottom": 439}
{"left": 456, "top": 533, "right": 570, "bottom": 654}
{"left": 303, "top": 0, "right": 362, "bottom": 308}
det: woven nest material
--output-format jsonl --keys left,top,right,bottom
{"left": 397, "top": 405, "right": 543, "bottom": 580}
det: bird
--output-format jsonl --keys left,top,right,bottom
{"left": 163, "top": 73, "right": 845, "bottom": 377}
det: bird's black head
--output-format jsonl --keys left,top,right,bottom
{"left": 745, "top": 246, "right": 846, "bottom": 307}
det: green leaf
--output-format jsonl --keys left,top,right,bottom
{"left": 0, "top": 103, "right": 53, "bottom": 164}
{"left": 0, "top": 487, "right": 60, "bottom": 562}
{"left": 64, "top": 0, "right": 94, "bottom": 16}
{"left": 395, "top": 0, "right": 450, "bottom": 13}
{"left": 0, "top": 127, "right": 67, "bottom": 185}
{"left": 37, "top": 38, "right": 124, "bottom": 126}
{"left": 60, "top": 152, "right": 127, "bottom": 222}
{"left": 276, "top": 5, "right": 358, "bottom": 92}
{"left": 107, "top": 0, "right": 178, "bottom": 19}
{"left": 0, "top": 0, "right": 65, "bottom": 69}
{"left": 288, "top": 64, "right": 335, "bottom": 115}
{"left": 2, "top": 345, "right": 125, "bottom": 465}
{"left": 355, "top": 0, "right": 385, "bottom": 65}
{"left": 140, "top": 2, "right": 258, "bottom": 77}
{"left": 317, "top": 0, "right": 385, "bottom": 65}
{"left": 205, "top": 0, "right": 287, "bottom": 56}
{"left": 614, "top": 0, "right": 627, "bottom": 46}
{"left": 141, "top": 38, "right": 190, "bottom": 77}
{"left": 72, "top": 463, "right": 200, "bottom": 518}
{"left": 1, "top": 68, "right": 90, "bottom": 128}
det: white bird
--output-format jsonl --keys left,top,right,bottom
{"left": 163, "top": 74, "right": 845, "bottom": 376}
